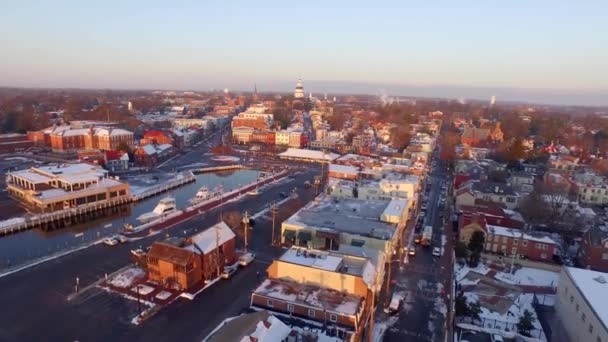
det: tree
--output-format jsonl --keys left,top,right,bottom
{"left": 468, "top": 300, "right": 482, "bottom": 321}
{"left": 390, "top": 126, "right": 411, "bottom": 151}
{"left": 272, "top": 108, "right": 291, "bottom": 129}
{"left": 455, "top": 291, "right": 468, "bottom": 317}
{"left": 467, "top": 231, "right": 485, "bottom": 267}
{"left": 454, "top": 241, "right": 469, "bottom": 259}
{"left": 517, "top": 309, "right": 536, "bottom": 337}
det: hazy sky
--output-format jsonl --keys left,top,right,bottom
{"left": 1, "top": 0, "right": 607, "bottom": 105}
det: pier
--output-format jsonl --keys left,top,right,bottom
{"left": 191, "top": 164, "right": 244, "bottom": 174}
{"left": 0, "top": 197, "right": 132, "bottom": 237}
{"left": 131, "top": 171, "right": 196, "bottom": 202}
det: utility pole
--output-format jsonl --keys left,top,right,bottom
{"left": 271, "top": 202, "right": 279, "bottom": 246}
{"left": 242, "top": 211, "right": 250, "bottom": 252}
{"left": 215, "top": 224, "right": 221, "bottom": 278}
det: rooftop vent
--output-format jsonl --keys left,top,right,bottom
{"left": 594, "top": 275, "right": 607, "bottom": 284}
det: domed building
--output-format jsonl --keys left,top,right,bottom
{"left": 294, "top": 78, "right": 304, "bottom": 98}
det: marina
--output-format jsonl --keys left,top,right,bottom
{"left": 0, "top": 169, "right": 267, "bottom": 270}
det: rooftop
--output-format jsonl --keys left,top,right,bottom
{"left": 186, "top": 221, "right": 235, "bottom": 255}
{"left": 279, "top": 148, "right": 339, "bottom": 162}
{"left": 254, "top": 278, "right": 362, "bottom": 316}
{"left": 565, "top": 267, "right": 608, "bottom": 330}
{"left": 284, "top": 196, "right": 397, "bottom": 240}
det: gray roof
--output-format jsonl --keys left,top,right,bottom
{"left": 285, "top": 196, "right": 396, "bottom": 240}
{"left": 472, "top": 181, "right": 516, "bottom": 196}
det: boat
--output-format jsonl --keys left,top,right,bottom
{"left": 190, "top": 185, "right": 223, "bottom": 205}
{"left": 137, "top": 197, "right": 180, "bottom": 223}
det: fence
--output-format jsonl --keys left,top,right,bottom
{"left": 456, "top": 316, "right": 545, "bottom": 340}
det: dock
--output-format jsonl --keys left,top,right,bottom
{"left": 123, "top": 169, "right": 289, "bottom": 238}
{"left": 191, "top": 164, "right": 244, "bottom": 174}
{"left": 131, "top": 171, "right": 196, "bottom": 202}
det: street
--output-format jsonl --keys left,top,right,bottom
{"left": 382, "top": 147, "right": 453, "bottom": 342}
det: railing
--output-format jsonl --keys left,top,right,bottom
{"left": 191, "top": 164, "right": 244, "bottom": 174}
{"left": 131, "top": 171, "right": 196, "bottom": 201}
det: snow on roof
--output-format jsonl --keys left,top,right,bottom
{"left": 188, "top": 221, "right": 235, "bottom": 255}
{"left": 487, "top": 224, "right": 556, "bottom": 245}
{"left": 156, "top": 143, "right": 173, "bottom": 151}
{"left": 279, "top": 148, "right": 339, "bottom": 161}
{"left": 280, "top": 248, "right": 343, "bottom": 272}
{"left": 241, "top": 315, "right": 291, "bottom": 342}
{"left": 382, "top": 198, "right": 408, "bottom": 218}
{"left": 254, "top": 278, "right": 362, "bottom": 316}
{"left": 10, "top": 170, "right": 50, "bottom": 183}
{"left": 361, "top": 260, "right": 377, "bottom": 289}
{"left": 329, "top": 164, "right": 359, "bottom": 175}
{"left": 565, "top": 267, "right": 608, "bottom": 329}
{"left": 141, "top": 144, "right": 157, "bottom": 155}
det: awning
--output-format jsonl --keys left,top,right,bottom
{"left": 283, "top": 230, "right": 296, "bottom": 239}
{"left": 351, "top": 239, "right": 365, "bottom": 247}
{"left": 316, "top": 230, "right": 339, "bottom": 240}
{"left": 297, "top": 230, "right": 312, "bottom": 241}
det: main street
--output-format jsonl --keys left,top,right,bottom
{"left": 382, "top": 146, "right": 453, "bottom": 342}
{"left": 0, "top": 162, "right": 321, "bottom": 342}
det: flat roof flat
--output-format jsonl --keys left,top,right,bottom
{"left": 565, "top": 267, "right": 608, "bottom": 330}
{"left": 285, "top": 196, "right": 396, "bottom": 240}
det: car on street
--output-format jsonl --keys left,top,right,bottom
{"left": 279, "top": 192, "right": 288, "bottom": 198}
{"left": 221, "top": 266, "right": 238, "bottom": 279}
{"left": 115, "top": 235, "right": 128, "bottom": 243}
{"left": 385, "top": 293, "right": 404, "bottom": 314}
{"left": 239, "top": 252, "right": 255, "bottom": 266}
{"left": 405, "top": 246, "right": 416, "bottom": 256}
{"left": 130, "top": 248, "right": 146, "bottom": 258}
{"left": 103, "top": 237, "right": 119, "bottom": 246}
{"left": 432, "top": 247, "right": 441, "bottom": 257}
{"left": 421, "top": 203, "right": 427, "bottom": 210}
{"left": 490, "top": 334, "right": 504, "bottom": 342}
{"left": 413, "top": 235, "right": 421, "bottom": 244}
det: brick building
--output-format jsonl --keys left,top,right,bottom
{"left": 577, "top": 228, "right": 608, "bottom": 272}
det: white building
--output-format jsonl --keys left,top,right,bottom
{"left": 555, "top": 266, "right": 608, "bottom": 342}
{"left": 294, "top": 78, "right": 305, "bottom": 98}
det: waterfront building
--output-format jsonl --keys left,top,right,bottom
{"left": 6, "top": 163, "right": 130, "bottom": 212}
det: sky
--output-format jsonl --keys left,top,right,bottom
{"left": 1, "top": 0, "right": 607, "bottom": 106}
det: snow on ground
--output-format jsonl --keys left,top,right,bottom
{"left": 155, "top": 291, "right": 172, "bottom": 300}
{"left": 455, "top": 262, "right": 490, "bottom": 282}
{"left": 108, "top": 267, "right": 146, "bottom": 288}
{"left": 464, "top": 292, "right": 547, "bottom": 341}
{"left": 372, "top": 316, "right": 399, "bottom": 342}
{"left": 131, "top": 284, "right": 155, "bottom": 295}
{"left": 494, "top": 267, "right": 559, "bottom": 287}
{"left": 211, "top": 155, "right": 240, "bottom": 162}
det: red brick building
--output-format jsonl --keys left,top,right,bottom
{"left": 459, "top": 213, "right": 557, "bottom": 262}
{"left": 141, "top": 130, "right": 174, "bottom": 146}
{"left": 0, "top": 133, "right": 33, "bottom": 153}
{"left": 577, "top": 228, "right": 608, "bottom": 272}
{"left": 147, "top": 221, "right": 236, "bottom": 291}
{"left": 231, "top": 117, "right": 269, "bottom": 130}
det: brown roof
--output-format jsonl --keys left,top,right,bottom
{"left": 148, "top": 242, "right": 196, "bottom": 266}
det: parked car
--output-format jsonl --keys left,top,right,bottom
{"left": 279, "top": 192, "right": 288, "bottom": 199}
{"left": 221, "top": 266, "right": 238, "bottom": 279}
{"left": 385, "top": 293, "right": 404, "bottom": 314}
{"left": 490, "top": 334, "right": 504, "bottom": 342}
{"left": 115, "top": 235, "right": 128, "bottom": 243}
{"left": 432, "top": 247, "right": 441, "bottom": 257}
{"left": 405, "top": 247, "right": 416, "bottom": 256}
{"left": 239, "top": 252, "right": 255, "bottom": 266}
{"left": 130, "top": 248, "right": 146, "bottom": 258}
{"left": 103, "top": 237, "right": 119, "bottom": 246}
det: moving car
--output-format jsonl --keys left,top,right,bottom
{"left": 413, "top": 235, "right": 421, "bottom": 244}
{"left": 103, "top": 237, "right": 119, "bottom": 246}
{"left": 239, "top": 252, "right": 255, "bottom": 266}
{"left": 432, "top": 247, "right": 441, "bottom": 257}
{"left": 130, "top": 248, "right": 146, "bottom": 258}
{"left": 405, "top": 247, "right": 416, "bottom": 256}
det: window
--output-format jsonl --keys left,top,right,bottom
{"left": 308, "top": 309, "right": 316, "bottom": 318}
{"left": 541, "top": 253, "right": 547, "bottom": 259}
{"left": 266, "top": 299, "right": 273, "bottom": 308}
{"left": 287, "top": 304, "right": 294, "bottom": 312}
{"left": 582, "top": 313, "right": 586, "bottom": 322}
{"left": 597, "top": 337, "right": 601, "bottom": 342}
{"left": 511, "top": 247, "right": 517, "bottom": 255}
{"left": 502, "top": 237, "right": 508, "bottom": 243}
{"left": 513, "top": 239, "right": 519, "bottom": 246}
{"left": 329, "top": 314, "right": 338, "bottom": 322}
{"left": 522, "top": 240, "right": 528, "bottom": 247}
{"left": 602, "top": 253, "right": 608, "bottom": 260}
{"left": 589, "top": 324, "right": 593, "bottom": 334}
{"left": 570, "top": 295, "right": 574, "bottom": 303}
{"left": 576, "top": 303, "right": 579, "bottom": 312}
